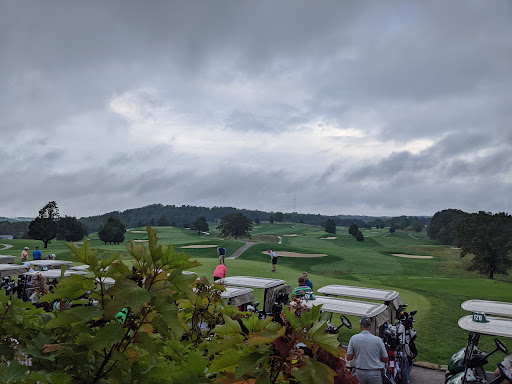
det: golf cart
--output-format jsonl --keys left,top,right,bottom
{"left": 446, "top": 314, "right": 512, "bottom": 384}
{"left": 446, "top": 300, "right": 512, "bottom": 382}
{"left": 219, "top": 276, "right": 291, "bottom": 313}
{"left": 0, "top": 255, "right": 15, "bottom": 264}
{"left": 318, "top": 284, "right": 404, "bottom": 324}
{"left": 220, "top": 286, "right": 256, "bottom": 311}
{"left": 29, "top": 260, "right": 73, "bottom": 271}
{"left": 0, "top": 264, "right": 31, "bottom": 297}
{"left": 301, "top": 296, "right": 389, "bottom": 336}
{"left": 219, "top": 276, "right": 291, "bottom": 322}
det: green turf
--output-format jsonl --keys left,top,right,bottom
{"left": 1, "top": 222, "right": 511, "bottom": 366}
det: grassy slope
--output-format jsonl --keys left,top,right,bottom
{"left": 2, "top": 223, "right": 511, "bottom": 365}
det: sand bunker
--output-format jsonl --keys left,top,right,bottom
{"left": 392, "top": 254, "right": 433, "bottom": 259}
{"left": 261, "top": 251, "right": 327, "bottom": 258}
{"left": 451, "top": 247, "right": 461, "bottom": 250}
{"left": 181, "top": 245, "right": 218, "bottom": 249}
{"left": 320, "top": 237, "right": 337, "bottom": 240}
{"left": 131, "top": 231, "right": 147, "bottom": 233}
{"left": 283, "top": 234, "right": 303, "bottom": 237}
{"left": 134, "top": 240, "right": 148, "bottom": 242}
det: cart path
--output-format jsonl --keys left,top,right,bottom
{"left": 410, "top": 365, "right": 445, "bottom": 383}
{"left": 227, "top": 242, "right": 257, "bottom": 259}
{"left": 0, "top": 243, "right": 13, "bottom": 251}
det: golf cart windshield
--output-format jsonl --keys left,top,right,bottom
{"left": 303, "top": 296, "right": 389, "bottom": 335}
{"left": 221, "top": 286, "right": 255, "bottom": 307}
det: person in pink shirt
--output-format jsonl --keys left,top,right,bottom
{"left": 21, "top": 247, "right": 29, "bottom": 262}
{"left": 213, "top": 264, "right": 227, "bottom": 281}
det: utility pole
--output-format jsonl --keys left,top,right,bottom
{"left": 294, "top": 193, "right": 296, "bottom": 212}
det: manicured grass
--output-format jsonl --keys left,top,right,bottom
{"left": 1, "top": 222, "right": 511, "bottom": 366}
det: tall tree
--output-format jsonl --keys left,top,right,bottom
{"left": 324, "top": 219, "right": 336, "bottom": 234}
{"left": 457, "top": 211, "right": 512, "bottom": 279}
{"left": 57, "top": 216, "right": 88, "bottom": 242}
{"left": 269, "top": 215, "right": 274, "bottom": 224}
{"left": 28, "top": 201, "right": 60, "bottom": 248}
{"left": 191, "top": 216, "right": 209, "bottom": 235}
{"left": 411, "top": 221, "right": 424, "bottom": 233}
{"left": 217, "top": 213, "right": 253, "bottom": 239}
{"left": 274, "top": 212, "right": 284, "bottom": 222}
{"left": 98, "top": 216, "right": 126, "bottom": 245}
{"left": 428, "top": 209, "right": 469, "bottom": 245}
{"left": 157, "top": 215, "right": 170, "bottom": 226}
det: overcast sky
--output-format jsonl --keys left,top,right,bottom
{"left": 1, "top": 1, "right": 511, "bottom": 219}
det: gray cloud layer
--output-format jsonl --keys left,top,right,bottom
{"left": 1, "top": 1, "right": 511, "bottom": 218}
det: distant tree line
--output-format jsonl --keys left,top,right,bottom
{"left": 73, "top": 203, "right": 431, "bottom": 234}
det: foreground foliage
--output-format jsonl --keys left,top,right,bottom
{"left": 0, "top": 226, "right": 353, "bottom": 383}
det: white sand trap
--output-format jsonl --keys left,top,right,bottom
{"left": 283, "top": 234, "right": 303, "bottom": 237}
{"left": 321, "top": 237, "right": 337, "bottom": 240}
{"left": 392, "top": 254, "right": 433, "bottom": 259}
{"left": 134, "top": 239, "right": 148, "bottom": 242}
{"left": 451, "top": 247, "right": 461, "bottom": 250}
{"left": 261, "top": 251, "right": 327, "bottom": 258}
{"left": 181, "top": 244, "right": 218, "bottom": 249}
{"left": 371, "top": 231, "right": 379, "bottom": 233}
{"left": 131, "top": 231, "right": 147, "bottom": 233}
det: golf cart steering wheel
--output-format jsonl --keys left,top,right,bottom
{"left": 340, "top": 315, "right": 352, "bottom": 329}
{"left": 494, "top": 338, "right": 509, "bottom": 355}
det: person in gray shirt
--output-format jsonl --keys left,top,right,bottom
{"left": 346, "top": 316, "right": 389, "bottom": 384}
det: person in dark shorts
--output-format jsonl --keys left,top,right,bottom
{"left": 268, "top": 249, "right": 277, "bottom": 272}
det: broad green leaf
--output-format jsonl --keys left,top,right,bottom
{"left": 291, "top": 359, "right": 337, "bottom": 384}
{"left": 93, "top": 323, "right": 126, "bottom": 350}
{"left": 207, "top": 335, "right": 245, "bottom": 354}
{"left": 49, "top": 371, "right": 73, "bottom": 384}
{"left": 235, "top": 352, "right": 266, "bottom": 378}
{"left": 209, "top": 349, "right": 244, "bottom": 374}
{"left": 213, "top": 315, "right": 242, "bottom": 336}
{"left": 307, "top": 322, "right": 342, "bottom": 356}
{"left": 300, "top": 305, "right": 322, "bottom": 327}
{"left": 282, "top": 306, "right": 300, "bottom": 329}
{"left": 0, "top": 361, "right": 29, "bottom": 383}
{"left": 66, "top": 240, "right": 99, "bottom": 270}
{"left": 105, "top": 278, "right": 151, "bottom": 318}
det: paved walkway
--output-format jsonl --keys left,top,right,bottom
{"left": 410, "top": 365, "right": 445, "bottom": 383}
{"left": 227, "top": 241, "right": 257, "bottom": 259}
{"left": 0, "top": 243, "right": 13, "bottom": 251}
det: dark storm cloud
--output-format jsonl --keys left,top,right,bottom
{"left": 1, "top": 1, "right": 511, "bottom": 218}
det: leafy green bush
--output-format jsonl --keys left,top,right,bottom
{"left": 0, "top": 226, "right": 354, "bottom": 383}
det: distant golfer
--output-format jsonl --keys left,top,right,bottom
{"left": 217, "top": 247, "right": 226, "bottom": 264}
{"left": 33, "top": 246, "right": 42, "bottom": 260}
{"left": 21, "top": 247, "right": 29, "bottom": 262}
{"left": 268, "top": 249, "right": 277, "bottom": 272}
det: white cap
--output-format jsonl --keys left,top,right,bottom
{"left": 24, "top": 247, "right": 29, "bottom": 250}
{"left": 23, "top": 262, "right": 31, "bottom": 267}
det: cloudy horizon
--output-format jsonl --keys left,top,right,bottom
{"left": 1, "top": 1, "right": 511, "bottom": 219}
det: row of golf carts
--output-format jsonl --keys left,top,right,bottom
{"left": 445, "top": 299, "right": 512, "bottom": 384}
{"left": 219, "top": 276, "right": 418, "bottom": 384}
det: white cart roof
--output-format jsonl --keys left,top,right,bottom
{"left": 221, "top": 286, "right": 254, "bottom": 299}
{"left": 0, "top": 255, "right": 15, "bottom": 263}
{"left": 318, "top": 284, "right": 400, "bottom": 302}
{"left": 458, "top": 315, "right": 512, "bottom": 338}
{"left": 0, "top": 264, "right": 29, "bottom": 277}
{"left": 71, "top": 265, "right": 90, "bottom": 271}
{"left": 29, "top": 260, "right": 73, "bottom": 268}
{"left": 24, "top": 270, "right": 88, "bottom": 278}
{"left": 303, "top": 296, "right": 388, "bottom": 318}
{"left": 461, "top": 300, "right": 512, "bottom": 318}
{"left": 220, "top": 276, "right": 285, "bottom": 289}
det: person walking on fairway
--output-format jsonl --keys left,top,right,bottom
{"left": 217, "top": 246, "right": 226, "bottom": 264}
{"left": 268, "top": 249, "right": 277, "bottom": 272}
{"left": 346, "top": 316, "right": 389, "bottom": 384}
